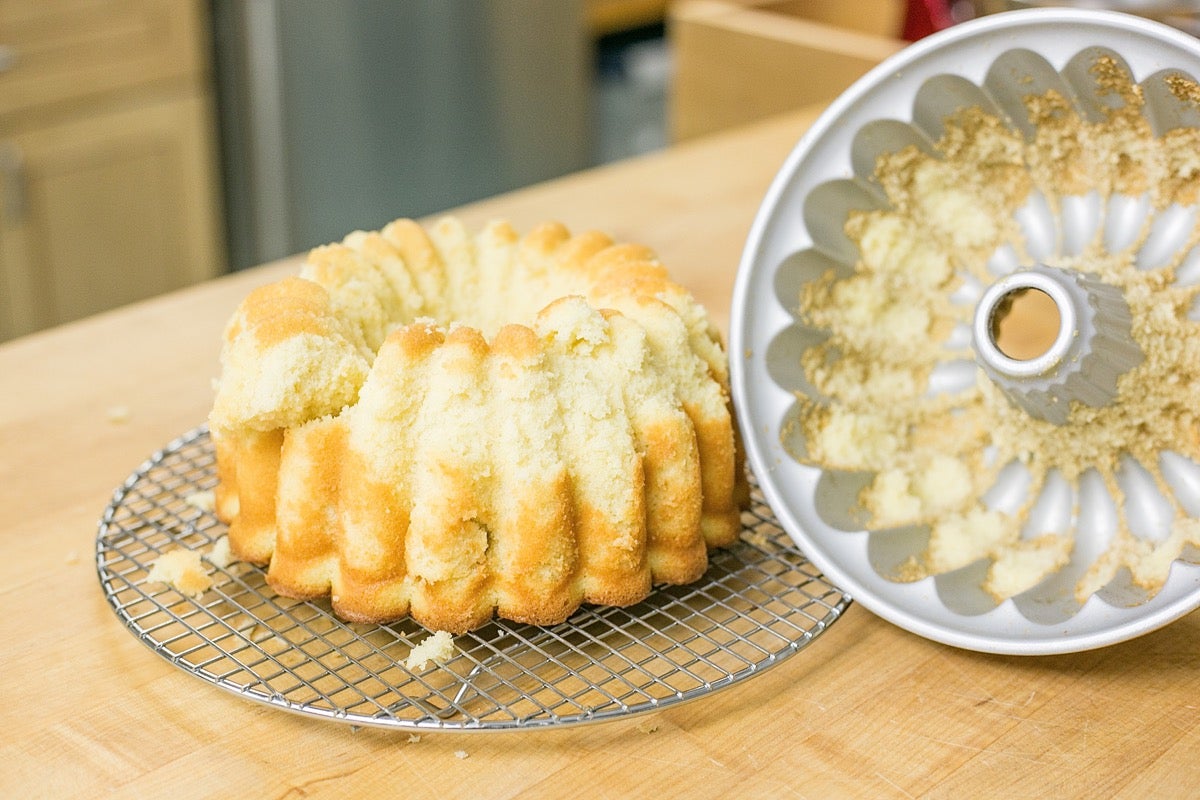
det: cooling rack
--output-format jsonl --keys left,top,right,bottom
{"left": 96, "top": 426, "right": 849, "bottom": 732}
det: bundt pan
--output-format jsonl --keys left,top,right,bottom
{"left": 731, "top": 8, "right": 1200, "bottom": 654}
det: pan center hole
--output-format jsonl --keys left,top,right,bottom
{"left": 990, "top": 287, "right": 1062, "bottom": 361}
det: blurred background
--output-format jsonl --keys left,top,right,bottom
{"left": 2, "top": 0, "right": 1198, "bottom": 341}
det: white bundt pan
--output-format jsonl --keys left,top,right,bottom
{"left": 731, "top": 8, "right": 1200, "bottom": 654}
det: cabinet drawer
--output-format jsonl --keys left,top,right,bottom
{"left": 0, "top": 92, "right": 222, "bottom": 337}
{"left": 0, "top": 0, "right": 207, "bottom": 120}
{"left": 669, "top": 0, "right": 906, "bottom": 141}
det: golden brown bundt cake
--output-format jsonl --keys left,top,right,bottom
{"left": 209, "top": 217, "right": 746, "bottom": 632}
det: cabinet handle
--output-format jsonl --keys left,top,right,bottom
{"left": 0, "top": 142, "right": 27, "bottom": 222}
{"left": 0, "top": 45, "right": 15, "bottom": 73}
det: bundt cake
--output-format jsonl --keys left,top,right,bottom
{"left": 209, "top": 217, "right": 746, "bottom": 633}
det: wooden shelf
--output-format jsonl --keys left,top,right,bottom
{"left": 669, "top": 0, "right": 906, "bottom": 141}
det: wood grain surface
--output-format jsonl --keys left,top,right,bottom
{"left": 1, "top": 106, "right": 1197, "bottom": 799}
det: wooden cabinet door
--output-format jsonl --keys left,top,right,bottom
{"left": 0, "top": 93, "right": 223, "bottom": 338}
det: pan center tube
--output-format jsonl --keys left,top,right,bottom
{"left": 972, "top": 265, "right": 1144, "bottom": 425}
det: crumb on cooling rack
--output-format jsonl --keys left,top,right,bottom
{"left": 146, "top": 548, "right": 212, "bottom": 598}
{"left": 230, "top": 615, "right": 281, "bottom": 646}
{"left": 248, "top": 624, "right": 274, "bottom": 644}
{"left": 742, "top": 529, "right": 770, "bottom": 549}
{"left": 186, "top": 490, "right": 216, "bottom": 514}
{"left": 205, "top": 535, "right": 233, "bottom": 569}
{"left": 106, "top": 405, "right": 132, "bottom": 425}
{"left": 454, "top": 750, "right": 469, "bottom": 760}
{"left": 404, "top": 630, "right": 456, "bottom": 672}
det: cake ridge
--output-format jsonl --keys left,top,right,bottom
{"left": 211, "top": 217, "right": 745, "bottom": 632}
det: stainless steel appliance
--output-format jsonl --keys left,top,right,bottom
{"left": 211, "top": 1, "right": 593, "bottom": 269}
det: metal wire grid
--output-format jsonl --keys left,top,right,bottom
{"left": 96, "top": 426, "right": 850, "bottom": 731}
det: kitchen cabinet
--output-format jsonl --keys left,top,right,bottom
{"left": 0, "top": 0, "right": 223, "bottom": 341}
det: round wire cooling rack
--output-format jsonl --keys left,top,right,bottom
{"left": 96, "top": 426, "right": 850, "bottom": 732}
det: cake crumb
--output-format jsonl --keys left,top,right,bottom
{"left": 146, "top": 548, "right": 212, "bottom": 597}
{"left": 106, "top": 405, "right": 131, "bottom": 424}
{"left": 404, "top": 631, "right": 456, "bottom": 672}
{"left": 636, "top": 720, "right": 660, "bottom": 734}
{"left": 64, "top": 549, "right": 79, "bottom": 565}
{"left": 407, "top": 734, "right": 421, "bottom": 744}
{"left": 454, "top": 750, "right": 469, "bottom": 760}
{"left": 205, "top": 535, "right": 233, "bottom": 569}
{"left": 186, "top": 490, "right": 216, "bottom": 513}
{"left": 248, "top": 624, "right": 274, "bottom": 644}
{"left": 742, "top": 529, "right": 771, "bottom": 549}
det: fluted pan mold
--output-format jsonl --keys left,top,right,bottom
{"left": 732, "top": 9, "right": 1200, "bottom": 654}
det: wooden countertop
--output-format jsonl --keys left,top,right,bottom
{"left": 2, "top": 107, "right": 1197, "bottom": 799}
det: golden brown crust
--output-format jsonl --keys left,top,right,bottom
{"left": 222, "top": 277, "right": 330, "bottom": 346}
{"left": 267, "top": 417, "right": 345, "bottom": 598}
{"left": 220, "top": 427, "right": 283, "bottom": 564}
{"left": 210, "top": 218, "right": 744, "bottom": 633}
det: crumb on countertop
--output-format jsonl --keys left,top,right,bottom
{"left": 106, "top": 405, "right": 131, "bottom": 424}
{"left": 454, "top": 750, "right": 469, "bottom": 760}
